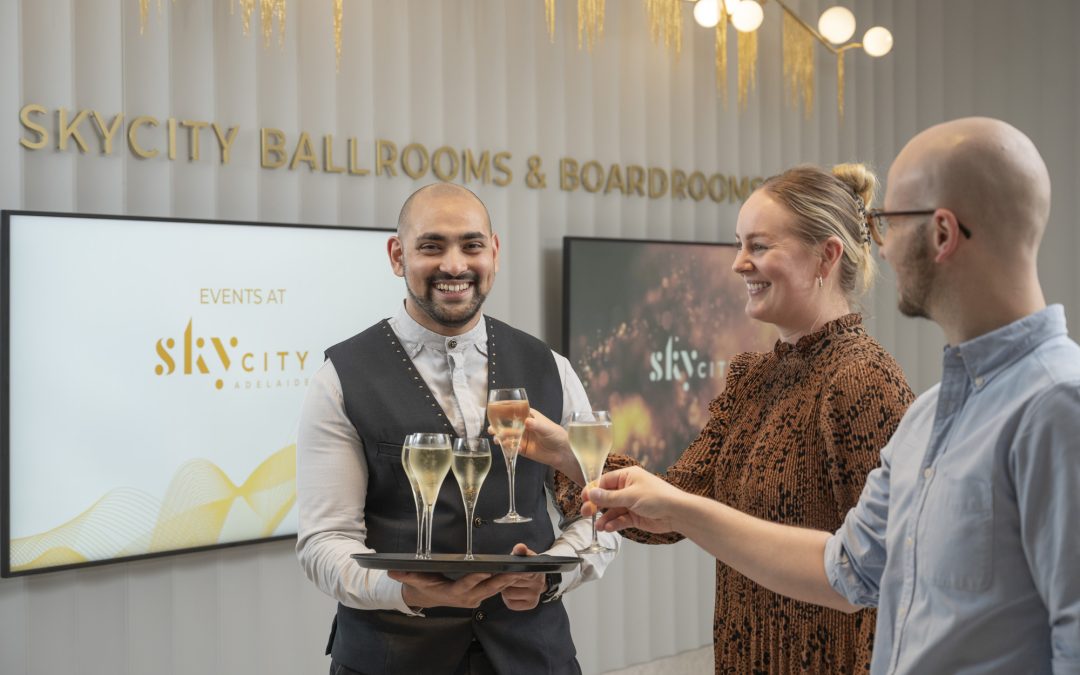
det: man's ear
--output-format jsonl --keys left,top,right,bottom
{"left": 388, "top": 236, "right": 405, "bottom": 277}
{"left": 491, "top": 233, "right": 500, "bottom": 274}
{"left": 931, "top": 208, "right": 963, "bottom": 263}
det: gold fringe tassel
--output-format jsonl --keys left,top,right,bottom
{"left": 334, "top": 0, "right": 343, "bottom": 70}
{"left": 737, "top": 28, "right": 757, "bottom": 110}
{"left": 646, "top": 0, "right": 682, "bottom": 57}
{"left": 782, "top": 9, "right": 814, "bottom": 118}
{"left": 715, "top": 8, "right": 728, "bottom": 106}
{"left": 578, "top": 0, "right": 605, "bottom": 51}
{"left": 239, "top": 0, "right": 255, "bottom": 37}
{"left": 837, "top": 51, "right": 845, "bottom": 119}
{"left": 545, "top": 0, "right": 556, "bottom": 43}
{"left": 139, "top": 0, "right": 149, "bottom": 34}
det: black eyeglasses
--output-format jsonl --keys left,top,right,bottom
{"left": 866, "top": 209, "right": 972, "bottom": 240}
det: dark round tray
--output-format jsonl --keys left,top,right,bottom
{"left": 351, "top": 552, "right": 582, "bottom": 574}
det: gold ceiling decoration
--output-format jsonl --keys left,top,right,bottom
{"left": 782, "top": 9, "right": 814, "bottom": 117}
{"left": 697, "top": 0, "right": 893, "bottom": 117}
{"left": 714, "top": 10, "right": 728, "bottom": 107}
{"left": 542, "top": 0, "right": 893, "bottom": 117}
{"left": 578, "top": 0, "right": 606, "bottom": 51}
{"left": 140, "top": 1, "right": 346, "bottom": 72}
{"left": 646, "top": 0, "right": 683, "bottom": 57}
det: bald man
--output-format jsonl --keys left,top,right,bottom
{"left": 296, "top": 183, "right": 618, "bottom": 675}
{"left": 581, "top": 118, "right": 1080, "bottom": 674}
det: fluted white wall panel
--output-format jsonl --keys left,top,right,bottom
{"left": 1, "top": 1, "right": 1079, "bottom": 674}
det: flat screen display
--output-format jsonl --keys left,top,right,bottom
{"left": 563, "top": 237, "right": 775, "bottom": 472}
{"left": 1, "top": 211, "right": 401, "bottom": 576}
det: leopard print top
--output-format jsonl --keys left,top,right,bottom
{"left": 557, "top": 313, "right": 914, "bottom": 674}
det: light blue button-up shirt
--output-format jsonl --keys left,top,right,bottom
{"left": 825, "top": 305, "right": 1080, "bottom": 674}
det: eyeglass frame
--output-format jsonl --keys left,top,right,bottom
{"left": 865, "top": 209, "right": 972, "bottom": 242}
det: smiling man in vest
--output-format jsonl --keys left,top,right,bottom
{"left": 296, "top": 183, "right": 619, "bottom": 675}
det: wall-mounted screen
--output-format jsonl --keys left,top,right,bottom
{"left": 1, "top": 211, "right": 401, "bottom": 576}
{"left": 563, "top": 237, "right": 775, "bottom": 472}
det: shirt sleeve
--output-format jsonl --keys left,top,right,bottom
{"left": 824, "top": 436, "right": 894, "bottom": 608}
{"left": 542, "top": 351, "right": 620, "bottom": 596}
{"left": 1011, "top": 382, "right": 1080, "bottom": 672}
{"left": 295, "top": 360, "right": 416, "bottom": 615}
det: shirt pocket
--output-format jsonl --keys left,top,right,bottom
{"left": 918, "top": 476, "right": 993, "bottom": 591}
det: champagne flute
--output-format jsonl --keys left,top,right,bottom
{"left": 487, "top": 388, "right": 532, "bottom": 524}
{"left": 404, "top": 432, "right": 453, "bottom": 559}
{"left": 451, "top": 438, "right": 492, "bottom": 560}
{"left": 567, "top": 410, "right": 616, "bottom": 554}
{"left": 401, "top": 443, "right": 426, "bottom": 559}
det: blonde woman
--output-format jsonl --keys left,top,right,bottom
{"left": 522, "top": 164, "right": 914, "bottom": 674}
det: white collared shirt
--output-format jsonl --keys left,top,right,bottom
{"left": 296, "top": 305, "right": 620, "bottom": 614}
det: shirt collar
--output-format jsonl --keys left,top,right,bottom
{"left": 946, "top": 305, "right": 1067, "bottom": 388}
{"left": 390, "top": 304, "right": 489, "bottom": 358}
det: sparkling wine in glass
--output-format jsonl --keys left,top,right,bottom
{"left": 401, "top": 443, "right": 426, "bottom": 559}
{"left": 487, "top": 388, "right": 532, "bottom": 524}
{"left": 567, "top": 410, "right": 616, "bottom": 554}
{"left": 404, "top": 432, "right": 453, "bottom": 559}
{"left": 451, "top": 437, "right": 492, "bottom": 560}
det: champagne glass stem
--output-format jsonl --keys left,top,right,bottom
{"left": 506, "top": 452, "right": 518, "bottom": 516}
{"left": 414, "top": 500, "right": 424, "bottom": 559}
{"left": 590, "top": 512, "right": 600, "bottom": 549}
{"left": 464, "top": 505, "right": 475, "bottom": 560}
{"left": 423, "top": 503, "right": 435, "bottom": 559}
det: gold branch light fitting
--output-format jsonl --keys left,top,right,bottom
{"left": 691, "top": 0, "right": 893, "bottom": 116}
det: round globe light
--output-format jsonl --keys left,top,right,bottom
{"left": 694, "top": 0, "right": 721, "bottom": 28}
{"left": 862, "top": 26, "right": 893, "bottom": 57}
{"left": 818, "top": 6, "right": 856, "bottom": 44}
{"left": 730, "top": 0, "right": 763, "bottom": 32}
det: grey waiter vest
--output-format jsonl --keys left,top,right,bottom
{"left": 323, "top": 315, "right": 579, "bottom": 675}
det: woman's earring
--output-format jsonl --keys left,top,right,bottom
{"left": 817, "top": 276, "right": 823, "bottom": 288}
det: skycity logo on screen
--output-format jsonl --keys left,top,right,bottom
{"left": 648, "top": 335, "right": 727, "bottom": 391}
{"left": 154, "top": 319, "right": 310, "bottom": 391}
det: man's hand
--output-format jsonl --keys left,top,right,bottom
{"left": 494, "top": 408, "right": 584, "bottom": 484}
{"left": 388, "top": 571, "right": 517, "bottom": 610}
{"left": 500, "top": 543, "right": 546, "bottom": 611}
{"left": 585, "top": 466, "right": 683, "bottom": 534}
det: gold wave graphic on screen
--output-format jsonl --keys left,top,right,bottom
{"left": 10, "top": 444, "right": 296, "bottom": 572}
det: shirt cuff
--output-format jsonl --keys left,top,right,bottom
{"left": 373, "top": 572, "right": 424, "bottom": 616}
{"left": 824, "top": 532, "right": 876, "bottom": 608}
{"left": 542, "top": 541, "right": 579, "bottom": 596}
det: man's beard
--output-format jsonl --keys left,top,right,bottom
{"left": 404, "top": 268, "right": 487, "bottom": 329}
{"left": 896, "top": 227, "right": 936, "bottom": 319}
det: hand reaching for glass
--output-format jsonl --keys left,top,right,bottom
{"left": 581, "top": 466, "right": 686, "bottom": 535}
{"left": 490, "top": 407, "right": 586, "bottom": 486}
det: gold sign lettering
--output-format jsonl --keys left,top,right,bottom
{"left": 17, "top": 103, "right": 765, "bottom": 204}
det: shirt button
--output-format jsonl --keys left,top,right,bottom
{"left": 474, "top": 610, "right": 486, "bottom": 622}
{"left": 473, "top": 517, "right": 484, "bottom": 528}
{"left": 905, "top": 536, "right": 913, "bottom": 547}
{"left": 974, "top": 376, "right": 985, "bottom": 387}
{"left": 448, "top": 339, "right": 458, "bottom": 349}
{"left": 924, "top": 467, "right": 934, "bottom": 479}
{"left": 898, "top": 606, "right": 907, "bottom": 618}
